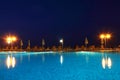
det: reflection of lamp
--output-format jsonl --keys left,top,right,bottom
{"left": 102, "top": 58, "right": 106, "bottom": 69}
{"left": 12, "top": 57, "right": 16, "bottom": 68}
{"left": 42, "top": 54, "right": 45, "bottom": 62}
{"left": 6, "top": 55, "right": 16, "bottom": 69}
{"left": 28, "top": 54, "right": 30, "bottom": 61}
{"left": 20, "top": 54, "right": 23, "bottom": 63}
{"left": 6, "top": 56, "right": 11, "bottom": 69}
{"left": 60, "top": 55, "right": 63, "bottom": 64}
{"left": 102, "top": 57, "right": 112, "bottom": 69}
{"left": 108, "top": 57, "right": 112, "bottom": 69}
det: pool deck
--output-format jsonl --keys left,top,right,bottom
{"left": 0, "top": 48, "right": 119, "bottom": 53}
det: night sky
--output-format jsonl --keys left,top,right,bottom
{"left": 0, "top": 0, "right": 120, "bottom": 47}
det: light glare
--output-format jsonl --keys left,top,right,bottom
{"left": 6, "top": 55, "right": 16, "bottom": 69}
{"left": 60, "top": 39, "right": 63, "bottom": 43}
{"left": 5, "top": 35, "right": 17, "bottom": 44}
{"left": 100, "top": 33, "right": 111, "bottom": 39}
{"left": 102, "top": 57, "right": 112, "bottom": 69}
{"left": 106, "top": 34, "right": 111, "bottom": 39}
{"left": 100, "top": 34, "right": 105, "bottom": 39}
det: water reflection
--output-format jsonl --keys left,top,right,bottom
{"left": 28, "top": 54, "right": 30, "bottom": 61}
{"left": 6, "top": 55, "right": 16, "bottom": 69}
{"left": 20, "top": 54, "right": 23, "bottom": 63}
{"left": 85, "top": 54, "right": 89, "bottom": 63}
{"left": 60, "top": 55, "right": 63, "bottom": 64}
{"left": 108, "top": 57, "right": 112, "bottom": 69}
{"left": 102, "top": 56, "right": 112, "bottom": 69}
{"left": 42, "top": 54, "right": 45, "bottom": 62}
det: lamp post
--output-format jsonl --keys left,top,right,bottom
{"left": 100, "top": 33, "right": 111, "bottom": 49}
{"left": 60, "top": 38, "right": 63, "bottom": 51}
{"left": 105, "top": 34, "right": 111, "bottom": 48}
{"left": 100, "top": 34, "right": 105, "bottom": 49}
{"left": 6, "top": 35, "right": 17, "bottom": 50}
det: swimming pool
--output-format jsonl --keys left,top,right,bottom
{"left": 0, "top": 51, "right": 120, "bottom": 80}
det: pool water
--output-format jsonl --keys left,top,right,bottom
{"left": 0, "top": 51, "right": 120, "bottom": 80}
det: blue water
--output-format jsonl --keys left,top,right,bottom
{"left": 0, "top": 51, "right": 120, "bottom": 80}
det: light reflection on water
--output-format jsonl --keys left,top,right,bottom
{"left": 102, "top": 56, "right": 112, "bottom": 69}
{"left": 28, "top": 54, "right": 30, "bottom": 61}
{"left": 20, "top": 54, "right": 23, "bottom": 63}
{"left": 42, "top": 54, "right": 45, "bottom": 62}
{"left": 5, "top": 52, "right": 112, "bottom": 70}
{"left": 60, "top": 55, "right": 63, "bottom": 64}
{"left": 0, "top": 52, "right": 119, "bottom": 80}
{"left": 6, "top": 55, "right": 16, "bottom": 69}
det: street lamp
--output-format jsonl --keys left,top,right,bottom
{"left": 100, "top": 33, "right": 111, "bottom": 48}
{"left": 100, "top": 34, "right": 105, "bottom": 49}
{"left": 104, "top": 34, "right": 111, "bottom": 48}
{"left": 5, "top": 35, "right": 17, "bottom": 49}
{"left": 59, "top": 38, "right": 64, "bottom": 51}
{"left": 6, "top": 36, "right": 17, "bottom": 44}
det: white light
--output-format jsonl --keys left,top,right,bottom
{"left": 108, "top": 57, "right": 112, "bottom": 69}
{"left": 12, "top": 57, "right": 16, "bottom": 68}
{"left": 6, "top": 55, "right": 10, "bottom": 69}
{"left": 60, "top": 55, "right": 63, "bottom": 64}
{"left": 60, "top": 39, "right": 63, "bottom": 43}
{"left": 6, "top": 55, "right": 16, "bottom": 69}
{"left": 102, "top": 58, "right": 106, "bottom": 69}
{"left": 102, "top": 57, "right": 112, "bottom": 69}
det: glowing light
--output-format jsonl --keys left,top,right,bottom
{"left": 108, "top": 57, "right": 112, "bottom": 69}
{"left": 6, "top": 55, "right": 16, "bottom": 69}
{"left": 99, "top": 33, "right": 111, "bottom": 48}
{"left": 12, "top": 57, "right": 16, "bottom": 68}
{"left": 7, "top": 37, "right": 11, "bottom": 41}
{"left": 60, "top": 55, "right": 63, "bottom": 64}
{"left": 106, "top": 34, "right": 111, "bottom": 39}
{"left": 102, "top": 57, "right": 112, "bottom": 69}
{"left": 60, "top": 39, "right": 63, "bottom": 43}
{"left": 12, "top": 36, "right": 17, "bottom": 41}
{"left": 102, "top": 58, "right": 106, "bottom": 69}
{"left": 99, "top": 33, "right": 111, "bottom": 39}
{"left": 5, "top": 35, "right": 17, "bottom": 44}
{"left": 100, "top": 34, "right": 105, "bottom": 39}
{"left": 6, "top": 55, "right": 11, "bottom": 69}
{"left": 7, "top": 40, "right": 11, "bottom": 44}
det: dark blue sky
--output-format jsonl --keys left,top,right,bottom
{"left": 0, "top": 0, "right": 120, "bottom": 47}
